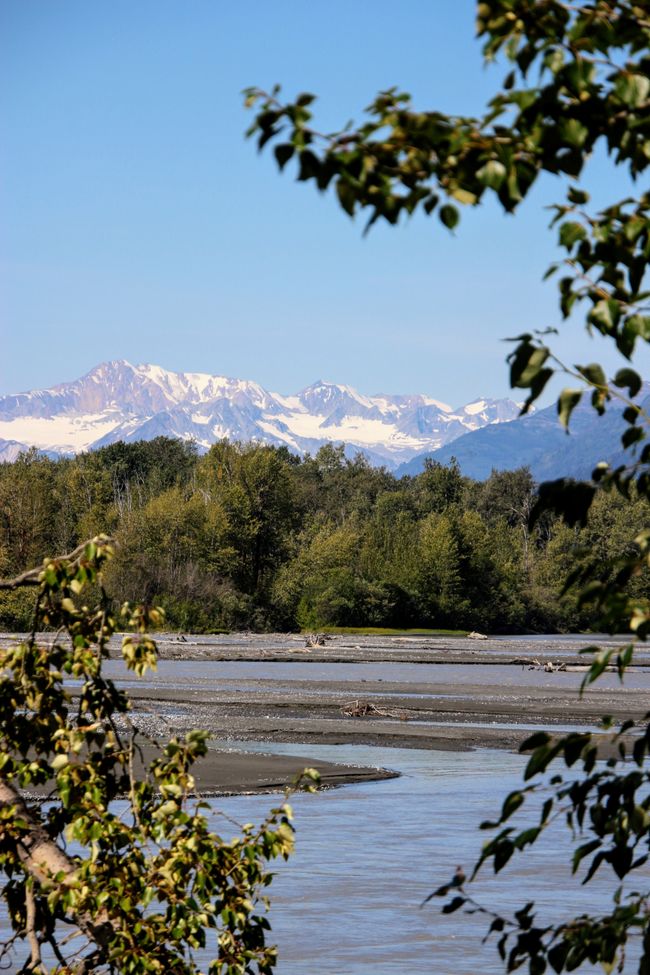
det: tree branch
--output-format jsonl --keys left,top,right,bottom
{"left": 0, "top": 540, "right": 114, "bottom": 591}
{"left": 0, "top": 779, "right": 116, "bottom": 961}
{"left": 23, "top": 884, "right": 44, "bottom": 975}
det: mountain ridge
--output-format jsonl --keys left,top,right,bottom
{"left": 396, "top": 387, "right": 650, "bottom": 482}
{"left": 0, "top": 360, "right": 524, "bottom": 469}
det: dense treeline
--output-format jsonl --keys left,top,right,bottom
{"left": 0, "top": 437, "right": 647, "bottom": 633}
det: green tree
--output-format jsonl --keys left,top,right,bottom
{"left": 0, "top": 539, "right": 316, "bottom": 973}
{"left": 198, "top": 442, "right": 300, "bottom": 604}
{"left": 0, "top": 451, "right": 62, "bottom": 631}
{"left": 246, "top": 1, "right": 650, "bottom": 968}
{"left": 358, "top": 490, "right": 420, "bottom": 616}
{"left": 299, "top": 445, "right": 396, "bottom": 524}
{"left": 475, "top": 468, "right": 536, "bottom": 578}
{"left": 271, "top": 520, "right": 363, "bottom": 628}
{"left": 108, "top": 487, "right": 237, "bottom": 631}
{"left": 416, "top": 513, "right": 467, "bottom": 625}
{"left": 415, "top": 458, "right": 466, "bottom": 517}
{"left": 0, "top": 450, "right": 58, "bottom": 574}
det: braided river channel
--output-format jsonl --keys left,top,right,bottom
{"left": 4, "top": 631, "right": 650, "bottom": 973}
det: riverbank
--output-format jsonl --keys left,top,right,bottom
{"left": 6, "top": 631, "right": 647, "bottom": 780}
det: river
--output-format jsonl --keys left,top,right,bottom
{"left": 205, "top": 741, "right": 621, "bottom": 975}
{"left": 3, "top": 633, "right": 644, "bottom": 972}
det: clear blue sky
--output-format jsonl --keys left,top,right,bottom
{"left": 1, "top": 1, "right": 646, "bottom": 405}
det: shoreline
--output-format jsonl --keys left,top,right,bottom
{"left": 176, "top": 745, "right": 400, "bottom": 795}
{"left": 121, "top": 632, "right": 649, "bottom": 755}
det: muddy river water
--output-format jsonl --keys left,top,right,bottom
{"left": 206, "top": 742, "right": 619, "bottom": 975}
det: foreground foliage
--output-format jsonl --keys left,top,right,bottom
{"left": 0, "top": 538, "right": 313, "bottom": 974}
{"left": 246, "top": 0, "right": 650, "bottom": 970}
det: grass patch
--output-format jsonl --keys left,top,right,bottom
{"left": 309, "top": 626, "right": 468, "bottom": 637}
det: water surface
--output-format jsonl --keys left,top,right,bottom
{"left": 101, "top": 658, "right": 650, "bottom": 691}
{"left": 205, "top": 742, "right": 625, "bottom": 974}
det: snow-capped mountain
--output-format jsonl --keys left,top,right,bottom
{"left": 0, "top": 361, "right": 524, "bottom": 469}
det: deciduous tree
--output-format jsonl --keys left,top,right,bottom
{"left": 0, "top": 539, "right": 316, "bottom": 974}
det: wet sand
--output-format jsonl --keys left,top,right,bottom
{"left": 158, "top": 745, "right": 398, "bottom": 795}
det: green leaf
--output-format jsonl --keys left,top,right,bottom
{"left": 558, "top": 388, "right": 582, "bottom": 429}
{"left": 298, "top": 149, "right": 321, "bottom": 182}
{"left": 614, "top": 73, "right": 650, "bottom": 108}
{"left": 548, "top": 942, "right": 570, "bottom": 973}
{"left": 567, "top": 186, "right": 590, "bottom": 205}
{"left": 582, "top": 648, "right": 614, "bottom": 688}
{"left": 577, "top": 363, "right": 606, "bottom": 388}
{"left": 501, "top": 791, "right": 525, "bottom": 820}
{"left": 423, "top": 193, "right": 439, "bottom": 215}
{"left": 589, "top": 300, "right": 621, "bottom": 333}
{"left": 621, "top": 426, "right": 645, "bottom": 449}
{"left": 442, "top": 896, "right": 466, "bottom": 914}
{"left": 532, "top": 478, "right": 596, "bottom": 528}
{"left": 612, "top": 368, "right": 642, "bottom": 397}
{"left": 558, "top": 221, "right": 586, "bottom": 248}
{"left": 624, "top": 215, "right": 646, "bottom": 243}
{"left": 451, "top": 188, "right": 478, "bottom": 205}
{"left": 273, "top": 144, "right": 294, "bottom": 171}
{"left": 520, "top": 731, "right": 551, "bottom": 752}
{"left": 559, "top": 118, "right": 589, "bottom": 148}
{"left": 476, "top": 160, "right": 507, "bottom": 189}
{"left": 514, "top": 827, "right": 541, "bottom": 850}
{"left": 335, "top": 179, "right": 356, "bottom": 216}
{"left": 523, "top": 367, "right": 553, "bottom": 408}
{"left": 625, "top": 314, "right": 650, "bottom": 340}
{"left": 524, "top": 744, "right": 557, "bottom": 780}
{"left": 544, "top": 48, "right": 564, "bottom": 75}
{"left": 591, "top": 387, "right": 607, "bottom": 415}
{"left": 493, "top": 839, "right": 515, "bottom": 872}
{"left": 509, "top": 342, "right": 549, "bottom": 387}
{"left": 439, "top": 204, "right": 459, "bottom": 229}
{"left": 563, "top": 733, "right": 590, "bottom": 765}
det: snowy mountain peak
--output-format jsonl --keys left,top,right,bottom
{"left": 464, "top": 398, "right": 489, "bottom": 415}
{"left": 458, "top": 397, "right": 526, "bottom": 427}
{"left": 0, "top": 361, "right": 524, "bottom": 469}
{"left": 298, "top": 380, "right": 374, "bottom": 414}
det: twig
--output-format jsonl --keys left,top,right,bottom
{"left": 0, "top": 541, "right": 93, "bottom": 591}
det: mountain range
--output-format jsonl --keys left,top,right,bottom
{"left": 0, "top": 360, "right": 641, "bottom": 480}
{"left": 0, "top": 360, "right": 524, "bottom": 469}
{"left": 397, "top": 389, "right": 649, "bottom": 481}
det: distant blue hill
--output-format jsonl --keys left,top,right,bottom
{"left": 395, "top": 391, "right": 650, "bottom": 482}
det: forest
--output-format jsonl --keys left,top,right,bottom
{"left": 0, "top": 436, "right": 645, "bottom": 635}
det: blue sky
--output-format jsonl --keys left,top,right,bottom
{"left": 2, "top": 1, "right": 646, "bottom": 405}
